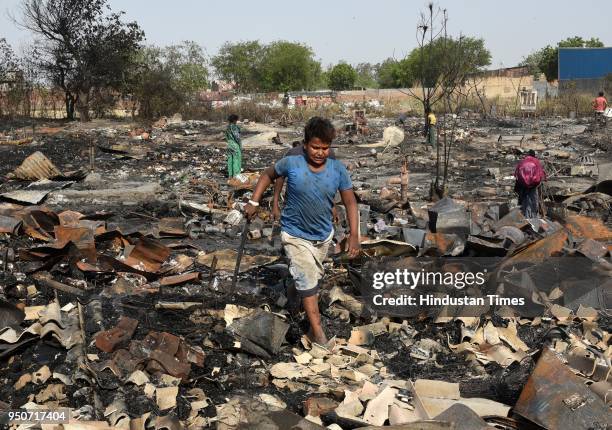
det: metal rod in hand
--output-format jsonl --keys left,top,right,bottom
{"left": 268, "top": 220, "right": 278, "bottom": 245}
{"left": 231, "top": 219, "right": 250, "bottom": 293}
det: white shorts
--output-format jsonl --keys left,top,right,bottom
{"left": 280, "top": 230, "right": 333, "bottom": 297}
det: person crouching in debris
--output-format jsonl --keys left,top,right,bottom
{"left": 226, "top": 114, "right": 242, "bottom": 178}
{"left": 245, "top": 117, "right": 360, "bottom": 345}
{"left": 514, "top": 150, "right": 546, "bottom": 218}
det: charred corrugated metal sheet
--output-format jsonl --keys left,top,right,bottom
{"left": 11, "top": 151, "right": 62, "bottom": 181}
{"left": 563, "top": 215, "right": 612, "bottom": 241}
{"left": 0, "top": 190, "right": 51, "bottom": 205}
{"left": 514, "top": 349, "right": 611, "bottom": 429}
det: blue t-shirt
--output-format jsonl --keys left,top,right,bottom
{"left": 275, "top": 155, "right": 352, "bottom": 241}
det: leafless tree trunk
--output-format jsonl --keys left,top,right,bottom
{"left": 469, "top": 76, "right": 488, "bottom": 118}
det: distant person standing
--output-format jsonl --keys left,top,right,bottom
{"left": 593, "top": 91, "right": 608, "bottom": 125}
{"left": 514, "top": 150, "right": 546, "bottom": 218}
{"left": 593, "top": 91, "right": 608, "bottom": 113}
{"left": 226, "top": 114, "right": 242, "bottom": 178}
{"left": 426, "top": 108, "right": 437, "bottom": 147}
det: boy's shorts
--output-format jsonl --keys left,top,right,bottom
{"left": 281, "top": 230, "right": 333, "bottom": 297}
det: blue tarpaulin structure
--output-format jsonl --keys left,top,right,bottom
{"left": 558, "top": 47, "right": 612, "bottom": 80}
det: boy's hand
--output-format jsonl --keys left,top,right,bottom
{"left": 346, "top": 234, "right": 361, "bottom": 259}
{"left": 244, "top": 203, "right": 258, "bottom": 220}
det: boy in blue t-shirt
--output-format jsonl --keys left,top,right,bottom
{"left": 245, "top": 117, "right": 360, "bottom": 345}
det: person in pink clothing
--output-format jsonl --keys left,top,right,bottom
{"left": 593, "top": 91, "right": 608, "bottom": 126}
{"left": 593, "top": 91, "right": 607, "bottom": 113}
{"left": 514, "top": 150, "right": 546, "bottom": 218}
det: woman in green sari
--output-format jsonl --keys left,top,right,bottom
{"left": 226, "top": 114, "right": 242, "bottom": 177}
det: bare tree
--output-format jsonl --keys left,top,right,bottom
{"left": 467, "top": 75, "right": 488, "bottom": 118}
{"left": 400, "top": 4, "right": 445, "bottom": 122}
{"left": 16, "top": 0, "right": 144, "bottom": 121}
{"left": 0, "top": 39, "right": 19, "bottom": 117}
{"left": 400, "top": 3, "right": 490, "bottom": 198}
{"left": 402, "top": 5, "right": 488, "bottom": 124}
{"left": 437, "top": 80, "right": 480, "bottom": 196}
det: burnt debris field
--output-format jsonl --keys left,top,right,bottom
{"left": 0, "top": 112, "right": 610, "bottom": 429}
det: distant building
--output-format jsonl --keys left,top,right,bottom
{"left": 558, "top": 47, "right": 612, "bottom": 94}
{"left": 466, "top": 66, "right": 535, "bottom": 101}
{"left": 480, "top": 66, "right": 531, "bottom": 79}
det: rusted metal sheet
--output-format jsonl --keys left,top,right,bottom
{"left": 124, "top": 237, "right": 170, "bottom": 273}
{"left": 54, "top": 225, "right": 97, "bottom": 263}
{"left": 57, "top": 210, "right": 84, "bottom": 226}
{"left": 502, "top": 229, "right": 568, "bottom": 267}
{"left": 94, "top": 316, "right": 139, "bottom": 353}
{"left": 563, "top": 215, "right": 612, "bottom": 241}
{"left": 130, "top": 331, "right": 192, "bottom": 380}
{"left": 158, "top": 218, "right": 187, "bottom": 237}
{"left": 422, "top": 233, "right": 465, "bottom": 256}
{"left": 11, "top": 151, "right": 62, "bottom": 180}
{"left": 0, "top": 215, "right": 21, "bottom": 234}
{"left": 148, "top": 349, "right": 191, "bottom": 380}
{"left": 75, "top": 260, "right": 107, "bottom": 273}
{"left": 97, "top": 254, "right": 156, "bottom": 280}
{"left": 159, "top": 272, "right": 200, "bottom": 286}
{"left": 514, "top": 348, "right": 611, "bottom": 430}
{"left": 76, "top": 219, "right": 106, "bottom": 236}
{"left": 577, "top": 238, "right": 609, "bottom": 259}
{"left": 20, "top": 209, "right": 59, "bottom": 241}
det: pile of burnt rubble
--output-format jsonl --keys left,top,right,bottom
{"left": 0, "top": 115, "right": 610, "bottom": 429}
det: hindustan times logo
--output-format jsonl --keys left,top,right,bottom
{"left": 372, "top": 269, "right": 487, "bottom": 290}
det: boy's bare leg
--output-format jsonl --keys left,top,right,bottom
{"left": 302, "top": 295, "right": 327, "bottom": 345}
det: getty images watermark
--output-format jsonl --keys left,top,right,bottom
{"left": 356, "top": 257, "right": 609, "bottom": 318}
{"left": 371, "top": 268, "right": 524, "bottom": 307}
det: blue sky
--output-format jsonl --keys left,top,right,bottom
{"left": 1, "top": 0, "right": 611, "bottom": 70}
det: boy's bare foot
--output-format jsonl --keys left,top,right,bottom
{"left": 307, "top": 328, "right": 328, "bottom": 345}
{"left": 302, "top": 294, "right": 327, "bottom": 344}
